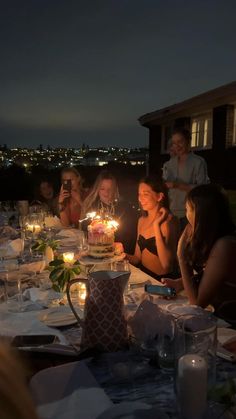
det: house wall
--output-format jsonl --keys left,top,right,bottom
{"left": 148, "top": 104, "right": 236, "bottom": 188}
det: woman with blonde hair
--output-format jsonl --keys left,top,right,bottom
{"left": 81, "top": 170, "right": 119, "bottom": 218}
{"left": 58, "top": 167, "right": 85, "bottom": 227}
{"left": 81, "top": 170, "right": 137, "bottom": 253}
{"left": 0, "top": 343, "right": 38, "bottom": 419}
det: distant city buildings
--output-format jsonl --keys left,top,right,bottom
{"left": 0, "top": 145, "right": 148, "bottom": 170}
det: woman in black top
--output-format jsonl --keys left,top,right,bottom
{"left": 127, "top": 176, "right": 179, "bottom": 279}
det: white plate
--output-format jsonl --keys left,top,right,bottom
{"left": 80, "top": 253, "right": 125, "bottom": 265}
{"left": 38, "top": 307, "right": 79, "bottom": 327}
{"left": 97, "top": 402, "right": 169, "bottom": 419}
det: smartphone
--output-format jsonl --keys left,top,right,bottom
{"left": 145, "top": 284, "right": 176, "bottom": 297}
{"left": 12, "top": 334, "right": 58, "bottom": 347}
{"left": 63, "top": 179, "right": 72, "bottom": 193}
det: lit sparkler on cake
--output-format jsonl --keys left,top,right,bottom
{"left": 87, "top": 214, "right": 119, "bottom": 259}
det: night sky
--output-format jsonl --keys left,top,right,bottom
{"left": 1, "top": 0, "right": 236, "bottom": 148}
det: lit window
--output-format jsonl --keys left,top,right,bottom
{"left": 191, "top": 113, "right": 212, "bottom": 149}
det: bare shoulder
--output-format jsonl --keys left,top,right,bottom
{"left": 138, "top": 216, "right": 146, "bottom": 230}
{"left": 161, "top": 212, "right": 179, "bottom": 235}
{"left": 211, "top": 236, "right": 236, "bottom": 257}
{"left": 166, "top": 213, "right": 179, "bottom": 230}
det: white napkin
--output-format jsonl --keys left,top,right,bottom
{"left": 57, "top": 229, "right": 79, "bottom": 238}
{"left": 23, "top": 287, "right": 62, "bottom": 307}
{"left": 20, "top": 260, "right": 46, "bottom": 274}
{"left": 128, "top": 300, "right": 170, "bottom": 342}
{"left": 44, "top": 216, "right": 62, "bottom": 229}
{"left": 217, "top": 327, "right": 236, "bottom": 346}
{"left": 33, "top": 361, "right": 113, "bottom": 419}
{"left": 0, "top": 238, "right": 24, "bottom": 258}
{"left": 0, "top": 225, "right": 18, "bottom": 241}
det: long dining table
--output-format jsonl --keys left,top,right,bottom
{"left": 1, "top": 231, "right": 236, "bottom": 418}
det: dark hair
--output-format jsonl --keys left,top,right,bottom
{"left": 185, "top": 184, "right": 235, "bottom": 266}
{"left": 172, "top": 127, "right": 191, "bottom": 144}
{"left": 139, "top": 176, "right": 169, "bottom": 210}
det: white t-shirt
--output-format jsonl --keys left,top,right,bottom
{"left": 162, "top": 153, "right": 209, "bottom": 218}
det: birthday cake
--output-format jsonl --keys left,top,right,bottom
{"left": 87, "top": 218, "right": 117, "bottom": 259}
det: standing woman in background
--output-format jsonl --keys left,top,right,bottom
{"left": 58, "top": 167, "right": 84, "bottom": 227}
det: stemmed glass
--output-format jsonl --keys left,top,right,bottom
{"left": 3, "top": 259, "right": 24, "bottom": 312}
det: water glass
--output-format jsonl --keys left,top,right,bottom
{"left": 1, "top": 260, "right": 24, "bottom": 312}
{"left": 111, "top": 260, "right": 131, "bottom": 295}
{"left": 157, "top": 314, "right": 176, "bottom": 370}
{"left": 111, "top": 260, "right": 130, "bottom": 272}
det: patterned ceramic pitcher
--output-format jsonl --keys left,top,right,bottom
{"left": 66, "top": 270, "right": 130, "bottom": 352}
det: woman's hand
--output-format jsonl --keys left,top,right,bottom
{"left": 177, "top": 223, "right": 192, "bottom": 261}
{"left": 155, "top": 207, "right": 169, "bottom": 226}
{"left": 59, "top": 186, "right": 70, "bottom": 204}
{"left": 161, "top": 277, "right": 183, "bottom": 293}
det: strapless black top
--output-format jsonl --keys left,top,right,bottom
{"left": 137, "top": 234, "right": 158, "bottom": 256}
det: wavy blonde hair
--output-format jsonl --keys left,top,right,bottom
{"left": 81, "top": 171, "right": 119, "bottom": 218}
{"left": 0, "top": 343, "right": 38, "bottom": 419}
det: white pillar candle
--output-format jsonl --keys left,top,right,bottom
{"left": 178, "top": 354, "right": 207, "bottom": 419}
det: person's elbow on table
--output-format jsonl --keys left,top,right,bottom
{"left": 161, "top": 277, "right": 183, "bottom": 293}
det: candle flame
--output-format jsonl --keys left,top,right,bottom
{"left": 63, "top": 252, "right": 75, "bottom": 263}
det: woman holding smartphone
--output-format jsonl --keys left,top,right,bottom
{"left": 127, "top": 176, "right": 180, "bottom": 279}
{"left": 58, "top": 167, "right": 84, "bottom": 227}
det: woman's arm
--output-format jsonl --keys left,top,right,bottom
{"left": 153, "top": 209, "right": 179, "bottom": 272}
{"left": 126, "top": 218, "right": 142, "bottom": 266}
{"left": 177, "top": 225, "right": 195, "bottom": 303}
{"left": 193, "top": 238, "right": 235, "bottom": 308}
{"left": 58, "top": 186, "right": 70, "bottom": 227}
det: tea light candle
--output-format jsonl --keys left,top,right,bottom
{"left": 178, "top": 354, "right": 207, "bottom": 419}
{"left": 27, "top": 224, "right": 41, "bottom": 234}
{"left": 78, "top": 283, "right": 87, "bottom": 305}
{"left": 63, "top": 252, "right": 75, "bottom": 264}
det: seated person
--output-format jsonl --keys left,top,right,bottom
{"left": 58, "top": 167, "right": 85, "bottom": 227}
{"left": 126, "top": 176, "right": 180, "bottom": 279}
{"left": 0, "top": 343, "right": 38, "bottom": 419}
{"left": 162, "top": 184, "right": 236, "bottom": 323}
{"left": 34, "top": 179, "right": 58, "bottom": 215}
{"left": 81, "top": 170, "right": 138, "bottom": 253}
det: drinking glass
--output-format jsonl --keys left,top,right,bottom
{"left": 157, "top": 313, "right": 176, "bottom": 370}
{"left": 3, "top": 259, "right": 24, "bottom": 312}
{"left": 111, "top": 260, "right": 131, "bottom": 298}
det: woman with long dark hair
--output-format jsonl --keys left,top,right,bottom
{"left": 163, "top": 184, "right": 236, "bottom": 321}
{"left": 127, "top": 176, "right": 180, "bottom": 279}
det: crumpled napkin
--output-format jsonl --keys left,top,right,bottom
{"left": 128, "top": 300, "right": 174, "bottom": 342}
{"left": 0, "top": 238, "right": 24, "bottom": 258}
{"left": 20, "top": 260, "right": 46, "bottom": 274}
{"left": 23, "top": 287, "right": 63, "bottom": 307}
{"left": 57, "top": 228, "right": 80, "bottom": 238}
{"left": 0, "top": 225, "right": 18, "bottom": 241}
{"left": 44, "top": 216, "right": 62, "bottom": 229}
